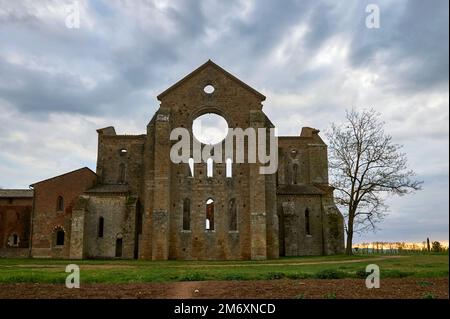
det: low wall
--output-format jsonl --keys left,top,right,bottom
{"left": 0, "top": 248, "right": 30, "bottom": 258}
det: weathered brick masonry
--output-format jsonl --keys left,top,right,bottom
{"left": 0, "top": 190, "right": 33, "bottom": 257}
{"left": 1, "top": 61, "right": 345, "bottom": 260}
{"left": 30, "top": 168, "right": 97, "bottom": 258}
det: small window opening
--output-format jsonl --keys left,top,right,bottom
{"left": 204, "top": 85, "right": 215, "bottom": 94}
{"left": 226, "top": 158, "right": 232, "bottom": 178}
{"left": 188, "top": 158, "right": 195, "bottom": 177}
{"left": 56, "top": 196, "right": 64, "bottom": 212}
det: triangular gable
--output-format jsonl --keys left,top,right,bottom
{"left": 30, "top": 167, "right": 96, "bottom": 187}
{"left": 157, "top": 59, "right": 266, "bottom": 101}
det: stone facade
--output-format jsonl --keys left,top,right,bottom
{"left": 276, "top": 128, "right": 345, "bottom": 256}
{"left": 1, "top": 60, "right": 345, "bottom": 260}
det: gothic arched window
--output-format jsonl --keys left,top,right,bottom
{"left": 56, "top": 196, "right": 64, "bottom": 212}
{"left": 207, "top": 158, "right": 213, "bottom": 177}
{"left": 205, "top": 198, "right": 215, "bottom": 230}
{"left": 188, "top": 158, "right": 195, "bottom": 177}
{"left": 226, "top": 158, "right": 232, "bottom": 178}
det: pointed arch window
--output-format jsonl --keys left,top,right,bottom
{"left": 206, "top": 198, "right": 215, "bottom": 230}
{"left": 226, "top": 158, "right": 232, "bottom": 178}
{"left": 188, "top": 158, "right": 195, "bottom": 177}
{"left": 207, "top": 158, "right": 213, "bottom": 177}
{"left": 56, "top": 196, "right": 64, "bottom": 212}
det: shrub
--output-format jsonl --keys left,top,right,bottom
{"left": 417, "top": 281, "right": 433, "bottom": 287}
{"left": 314, "top": 269, "right": 346, "bottom": 279}
{"left": 384, "top": 270, "right": 414, "bottom": 278}
{"left": 422, "top": 292, "right": 435, "bottom": 299}
{"left": 265, "top": 272, "right": 285, "bottom": 280}
{"left": 324, "top": 292, "right": 337, "bottom": 299}
{"left": 285, "top": 272, "right": 309, "bottom": 280}
{"left": 355, "top": 269, "right": 368, "bottom": 279}
{"left": 179, "top": 273, "right": 207, "bottom": 281}
{"left": 223, "top": 274, "right": 245, "bottom": 281}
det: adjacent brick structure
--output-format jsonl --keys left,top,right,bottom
{"left": 0, "top": 190, "right": 33, "bottom": 257}
{"left": 1, "top": 60, "right": 345, "bottom": 260}
{"left": 30, "top": 167, "right": 97, "bottom": 258}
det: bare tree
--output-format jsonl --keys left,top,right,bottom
{"left": 327, "top": 109, "right": 422, "bottom": 255}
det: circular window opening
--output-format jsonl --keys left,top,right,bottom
{"left": 193, "top": 113, "right": 228, "bottom": 145}
{"left": 203, "top": 85, "right": 215, "bottom": 94}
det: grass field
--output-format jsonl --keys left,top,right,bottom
{"left": 0, "top": 253, "right": 448, "bottom": 284}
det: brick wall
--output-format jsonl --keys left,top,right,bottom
{"left": 96, "top": 133, "right": 145, "bottom": 195}
{"left": 31, "top": 168, "right": 97, "bottom": 258}
{"left": 0, "top": 197, "right": 32, "bottom": 252}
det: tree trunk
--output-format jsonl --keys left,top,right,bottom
{"left": 345, "top": 214, "right": 354, "bottom": 255}
{"left": 345, "top": 232, "right": 353, "bottom": 255}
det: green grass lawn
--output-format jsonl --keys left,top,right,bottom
{"left": 0, "top": 253, "right": 447, "bottom": 284}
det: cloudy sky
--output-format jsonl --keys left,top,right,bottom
{"left": 0, "top": 0, "right": 448, "bottom": 244}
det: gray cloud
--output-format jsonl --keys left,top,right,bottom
{"left": 348, "top": 0, "right": 449, "bottom": 91}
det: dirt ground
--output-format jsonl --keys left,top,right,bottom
{"left": 0, "top": 278, "right": 448, "bottom": 299}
